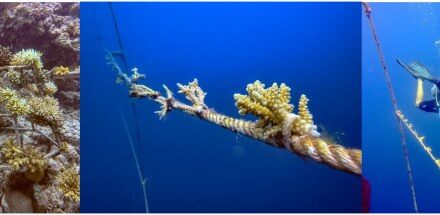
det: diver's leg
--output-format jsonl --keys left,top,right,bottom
{"left": 415, "top": 79, "right": 424, "bottom": 107}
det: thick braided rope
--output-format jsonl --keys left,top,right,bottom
{"left": 201, "top": 110, "right": 362, "bottom": 175}
{"left": 311, "top": 139, "right": 361, "bottom": 174}
{"left": 132, "top": 89, "right": 362, "bottom": 175}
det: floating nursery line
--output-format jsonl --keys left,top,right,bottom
{"left": 396, "top": 110, "right": 440, "bottom": 169}
{"left": 363, "top": 2, "right": 418, "bottom": 212}
{"left": 107, "top": 53, "right": 362, "bottom": 175}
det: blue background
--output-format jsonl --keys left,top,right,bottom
{"left": 363, "top": 3, "right": 440, "bottom": 213}
{"left": 81, "top": 3, "right": 361, "bottom": 212}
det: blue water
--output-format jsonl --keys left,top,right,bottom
{"left": 363, "top": 3, "right": 440, "bottom": 212}
{"left": 81, "top": 3, "right": 361, "bottom": 212}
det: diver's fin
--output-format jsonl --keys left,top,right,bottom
{"left": 396, "top": 59, "right": 433, "bottom": 81}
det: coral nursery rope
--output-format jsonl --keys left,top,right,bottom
{"left": 396, "top": 110, "right": 440, "bottom": 169}
{"left": 107, "top": 33, "right": 361, "bottom": 174}
{"left": 363, "top": 2, "right": 418, "bottom": 212}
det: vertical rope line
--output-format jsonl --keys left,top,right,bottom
{"left": 110, "top": 4, "right": 148, "bottom": 212}
{"left": 363, "top": 3, "right": 419, "bottom": 213}
{"left": 108, "top": 2, "right": 145, "bottom": 183}
{"left": 120, "top": 108, "right": 150, "bottom": 213}
{"left": 108, "top": 2, "right": 129, "bottom": 72}
{"left": 108, "top": 2, "right": 142, "bottom": 148}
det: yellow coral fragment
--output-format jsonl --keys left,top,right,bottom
{"left": 57, "top": 167, "right": 80, "bottom": 202}
{"left": 0, "top": 139, "right": 29, "bottom": 171}
{"left": 53, "top": 66, "right": 70, "bottom": 76}
{"left": 234, "top": 80, "right": 319, "bottom": 139}
{"left": 298, "top": 94, "right": 313, "bottom": 124}
{"left": 234, "top": 80, "right": 292, "bottom": 128}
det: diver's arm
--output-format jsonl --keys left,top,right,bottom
{"left": 415, "top": 79, "right": 424, "bottom": 107}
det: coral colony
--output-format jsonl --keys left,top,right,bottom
{"left": 0, "top": 3, "right": 79, "bottom": 213}
{"left": 108, "top": 53, "right": 362, "bottom": 175}
{"left": 0, "top": 2, "right": 79, "bottom": 68}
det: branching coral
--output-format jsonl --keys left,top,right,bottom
{"left": 11, "top": 49, "right": 43, "bottom": 71}
{"left": 155, "top": 85, "right": 173, "bottom": 119}
{"left": 6, "top": 70, "right": 22, "bottom": 86}
{"left": 111, "top": 61, "right": 362, "bottom": 175}
{"left": 233, "top": 81, "right": 320, "bottom": 143}
{"left": 0, "top": 139, "right": 47, "bottom": 182}
{"left": 43, "top": 82, "right": 58, "bottom": 95}
{"left": 0, "top": 139, "right": 28, "bottom": 171}
{"left": 234, "top": 81, "right": 293, "bottom": 135}
{"left": 298, "top": 94, "right": 314, "bottom": 124}
{"left": 28, "top": 96, "right": 62, "bottom": 126}
{"left": 56, "top": 167, "right": 79, "bottom": 202}
{"left": 177, "top": 79, "right": 207, "bottom": 109}
{"left": 0, "top": 87, "right": 30, "bottom": 116}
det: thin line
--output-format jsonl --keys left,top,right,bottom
{"left": 120, "top": 108, "right": 150, "bottom": 213}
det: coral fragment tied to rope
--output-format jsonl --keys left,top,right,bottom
{"left": 107, "top": 52, "right": 362, "bottom": 175}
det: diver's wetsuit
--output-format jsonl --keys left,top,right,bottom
{"left": 419, "top": 99, "right": 439, "bottom": 113}
{"left": 418, "top": 78, "right": 440, "bottom": 113}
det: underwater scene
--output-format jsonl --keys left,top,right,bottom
{"left": 363, "top": 3, "right": 440, "bottom": 213}
{"left": 81, "top": 2, "right": 361, "bottom": 213}
{"left": 0, "top": 2, "right": 80, "bottom": 213}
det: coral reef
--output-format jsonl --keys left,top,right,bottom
{"left": 109, "top": 53, "right": 361, "bottom": 175}
{"left": 0, "top": 48, "right": 80, "bottom": 213}
{"left": 0, "top": 3, "right": 79, "bottom": 68}
{"left": 0, "top": 4, "right": 79, "bottom": 212}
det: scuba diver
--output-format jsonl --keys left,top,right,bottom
{"left": 396, "top": 59, "right": 440, "bottom": 114}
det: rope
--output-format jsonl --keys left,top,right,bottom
{"left": 108, "top": 2, "right": 129, "bottom": 72}
{"left": 108, "top": 2, "right": 143, "bottom": 149}
{"left": 127, "top": 87, "right": 362, "bottom": 175}
{"left": 108, "top": 5, "right": 150, "bottom": 213}
{"left": 396, "top": 110, "right": 440, "bottom": 169}
{"left": 201, "top": 102, "right": 362, "bottom": 174}
{"left": 363, "top": 3, "right": 419, "bottom": 212}
{"left": 120, "top": 108, "right": 150, "bottom": 213}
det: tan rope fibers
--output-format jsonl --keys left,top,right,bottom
{"left": 127, "top": 80, "right": 362, "bottom": 175}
